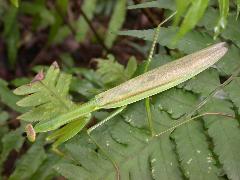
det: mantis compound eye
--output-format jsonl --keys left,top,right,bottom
{"left": 25, "top": 124, "right": 36, "bottom": 142}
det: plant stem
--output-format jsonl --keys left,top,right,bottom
{"left": 79, "top": 8, "right": 111, "bottom": 53}
{"left": 54, "top": 3, "right": 76, "bottom": 35}
{"left": 132, "top": 0, "right": 159, "bottom": 26}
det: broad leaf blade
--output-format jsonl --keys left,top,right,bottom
{"left": 75, "top": 0, "right": 97, "bottom": 42}
{"left": 201, "top": 99, "right": 240, "bottom": 180}
{"left": 214, "top": 0, "right": 229, "bottom": 38}
{"left": 174, "top": 0, "right": 209, "bottom": 42}
{"left": 9, "top": 141, "right": 47, "bottom": 180}
{"left": 105, "top": 0, "right": 126, "bottom": 48}
{"left": 54, "top": 102, "right": 183, "bottom": 179}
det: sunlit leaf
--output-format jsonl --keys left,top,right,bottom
{"left": 214, "top": 0, "right": 229, "bottom": 38}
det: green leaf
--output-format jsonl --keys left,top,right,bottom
{"left": 11, "top": 77, "right": 31, "bottom": 87}
{"left": 0, "top": 111, "right": 9, "bottom": 123}
{"left": 119, "top": 26, "right": 213, "bottom": 54}
{"left": 51, "top": 25, "right": 71, "bottom": 44}
{"left": 217, "top": 44, "right": 240, "bottom": 75}
{"left": 174, "top": 0, "right": 192, "bottom": 26}
{"left": 174, "top": 0, "right": 209, "bottom": 42}
{"left": 214, "top": 0, "right": 229, "bottom": 38}
{"left": 55, "top": 103, "right": 182, "bottom": 179}
{"left": 14, "top": 63, "right": 73, "bottom": 121}
{"left": 154, "top": 88, "right": 219, "bottom": 179}
{"left": 221, "top": 14, "right": 240, "bottom": 48}
{"left": 75, "top": 0, "right": 97, "bottom": 42}
{"left": 60, "top": 53, "right": 74, "bottom": 68}
{"left": 237, "top": 0, "right": 240, "bottom": 19}
{"left": 128, "top": 0, "right": 175, "bottom": 10}
{"left": 55, "top": 163, "right": 91, "bottom": 180}
{"left": 3, "top": 6, "right": 19, "bottom": 67}
{"left": 9, "top": 141, "right": 47, "bottom": 180}
{"left": 124, "top": 56, "right": 137, "bottom": 78}
{"left": 154, "top": 88, "right": 198, "bottom": 119}
{"left": 14, "top": 62, "right": 92, "bottom": 146}
{"left": 183, "top": 69, "right": 220, "bottom": 97}
{"left": 10, "top": 0, "right": 19, "bottom": 8}
{"left": 56, "top": 0, "right": 68, "bottom": 14}
{"left": 173, "top": 121, "right": 219, "bottom": 180}
{"left": 105, "top": 0, "right": 126, "bottom": 48}
{"left": 199, "top": 8, "right": 240, "bottom": 49}
{"left": 31, "top": 154, "right": 62, "bottom": 180}
{"left": 0, "top": 129, "right": 24, "bottom": 171}
{"left": 201, "top": 99, "right": 240, "bottom": 180}
{"left": 70, "top": 77, "right": 99, "bottom": 99}
{"left": 0, "top": 79, "right": 25, "bottom": 113}
{"left": 224, "top": 77, "right": 240, "bottom": 114}
{"left": 4, "top": 3, "right": 17, "bottom": 26}
{"left": 96, "top": 55, "right": 136, "bottom": 87}
{"left": 20, "top": 2, "right": 55, "bottom": 28}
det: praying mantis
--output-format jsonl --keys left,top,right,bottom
{"left": 13, "top": 12, "right": 229, "bottom": 148}
{"left": 16, "top": 41, "right": 228, "bottom": 144}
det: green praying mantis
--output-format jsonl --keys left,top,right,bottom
{"left": 13, "top": 12, "right": 229, "bottom": 148}
{"left": 14, "top": 41, "right": 228, "bottom": 145}
{"left": 42, "top": 43, "right": 228, "bottom": 129}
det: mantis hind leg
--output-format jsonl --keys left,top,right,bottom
{"left": 85, "top": 106, "right": 127, "bottom": 179}
{"left": 87, "top": 106, "right": 127, "bottom": 134}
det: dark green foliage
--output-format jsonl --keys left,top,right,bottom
{"left": 54, "top": 103, "right": 183, "bottom": 180}
{"left": 1, "top": 0, "right": 240, "bottom": 179}
{"left": 96, "top": 55, "right": 137, "bottom": 87}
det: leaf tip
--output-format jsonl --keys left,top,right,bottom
{"left": 16, "top": 114, "right": 22, "bottom": 120}
{"left": 13, "top": 88, "right": 19, "bottom": 95}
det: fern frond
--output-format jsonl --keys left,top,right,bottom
{"left": 54, "top": 102, "right": 182, "bottom": 179}
{"left": 14, "top": 62, "right": 74, "bottom": 122}
{"left": 183, "top": 69, "right": 220, "bottom": 97}
{"left": 155, "top": 89, "right": 219, "bottom": 179}
{"left": 9, "top": 140, "right": 47, "bottom": 180}
{"left": 0, "top": 129, "right": 24, "bottom": 172}
{"left": 201, "top": 99, "right": 240, "bottom": 180}
{"left": 96, "top": 55, "right": 137, "bottom": 87}
{"left": 13, "top": 62, "right": 89, "bottom": 147}
{"left": 173, "top": 121, "right": 219, "bottom": 180}
{"left": 225, "top": 77, "right": 240, "bottom": 114}
{"left": 154, "top": 88, "right": 198, "bottom": 119}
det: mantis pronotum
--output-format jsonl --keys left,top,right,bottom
{"left": 14, "top": 13, "right": 229, "bottom": 148}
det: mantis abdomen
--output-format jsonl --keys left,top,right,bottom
{"left": 96, "top": 42, "right": 228, "bottom": 108}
